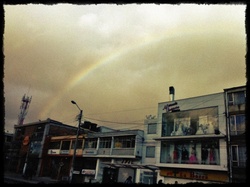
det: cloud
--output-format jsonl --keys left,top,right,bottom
{"left": 3, "top": 4, "right": 246, "bottom": 132}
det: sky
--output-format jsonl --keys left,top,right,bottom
{"left": 3, "top": 3, "right": 247, "bottom": 133}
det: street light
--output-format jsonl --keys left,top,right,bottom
{"left": 69, "top": 100, "right": 83, "bottom": 183}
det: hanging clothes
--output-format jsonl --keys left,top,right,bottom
{"left": 181, "top": 147, "right": 189, "bottom": 163}
{"left": 173, "top": 148, "right": 179, "bottom": 163}
{"left": 189, "top": 147, "right": 198, "bottom": 164}
{"left": 209, "top": 148, "right": 216, "bottom": 165}
{"left": 201, "top": 148, "right": 208, "bottom": 164}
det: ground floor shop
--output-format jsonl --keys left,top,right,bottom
{"left": 159, "top": 167, "right": 229, "bottom": 184}
{"left": 100, "top": 159, "right": 159, "bottom": 184}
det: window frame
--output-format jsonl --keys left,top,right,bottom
{"left": 148, "top": 123, "right": 157, "bottom": 134}
{"left": 229, "top": 114, "right": 245, "bottom": 135}
{"left": 49, "top": 141, "right": 61, "bottom": 149}
{"left": 61, "top": 140, "right": 71, "bottom": 150}
{"left": 113, "top": 136, "right": 135, "bottom": 148}
{"left": 84, "top": 138, "right": 97, "bottom": 148}
{"left": 146, "top": 146, "right": 155, "bottom": 158}
{"left": 99, "top": 137, "right": 112, "bottom": 148}
{"left": 231, "top": 145, "right": 246, "bottom": 167}
{"left": 71, "top": 139, "right": 83, "bottom": 149}
{"left": 228, "top": 91, "right": 246, "bottom": 106}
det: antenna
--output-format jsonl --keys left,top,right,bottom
{"left": 17, "top": 94, "right": 32, "bottom": 125}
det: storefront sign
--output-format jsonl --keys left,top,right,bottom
{"left": 82, "top": 169, "right": 96, "bottom": 175}
{"left": 83, "top": 150, "right": 97, "bottom": 154}
{"left": 73, "top": 170, "right": 81, "bottom": 174}
{"left": 160, "top": 169, "right": 228, "bottom": 182}
{"left": 60, "top": 150, "right": 69, "bottom": 154}
{"left": 48, "top": 149, "right": 60, "bottom": 154}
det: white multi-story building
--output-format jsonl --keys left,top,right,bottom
{"left": 143, "top": 87, "right": 228, "bottom": 184}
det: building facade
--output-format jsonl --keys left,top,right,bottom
{"left": 45, "top": 128, "right": 145, "bottom": 183}
{"left": 7, "top": 118, "right": 80, "bottom": 177}
{"left": 144, "top": 90, "right": 229, "bottom": 184}
{"left": 5, "top": 85, "right": 246, "bottom": 184}
{"left": 5, "top": 117, "right": 148, "bottom": 184}
{"left": 4, "top": 132, "right": 14, "bottom": 170}
{"left": 224, "top": 85, "right": 246, "bottom": 183}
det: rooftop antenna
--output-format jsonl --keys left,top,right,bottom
{"left": 17, "top": 94, "right": 32, "bottom": 125}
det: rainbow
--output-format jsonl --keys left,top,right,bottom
{"left": 38, "top": 43, "right": 132, "bottom": 119}
{"left": 38, "top": 30, "right": 183, "bottom": 119}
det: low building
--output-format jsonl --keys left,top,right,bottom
{"left": 45, "top": 128, "right": 145, "bottom": 183}
{"left": 7, "top": 118, "right": 80, "bottom": 177}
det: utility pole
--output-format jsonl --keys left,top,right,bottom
{"left": 69, "top": 100, "right": 83, "bottom": 183}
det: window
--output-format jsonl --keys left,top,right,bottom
{"left": 162, "top": 106, "right": 218, "bottom": 137}
{"left": 231, "top": 145, "right": 246, "bottom": 167}
{"left": 84, "top": 138, "right": 97, "bottom": 148}
{"left": 5, "top": 135, "right": 13, "bottom": 143}
{"left": 49, "top": 141, "right": 61, "bottom": 149}
{"left": 61, "top": 141, "right": 70, "bottom": 150}
{"left": 140, "top": 171, "right": 154, "bottom": 184}
{"left": 30, "top": 141, "right": 42, "bottom": 155}
{"left": 114, "top": 136, "right": 135, "bottom": 148}
{"left": 160, "top": 140, "right": 220, "bottom": 165}
{"left": 32, "top": 132, "right": 44, "bottom": 141}
{"left": 148, "top": 123, "right": 157, "bottom": 134}
{"left": 230, "top": 114, "right": 245, "bottom": 135}
{"left": 228, "top": 91, "right": 246, "bottom": 105}
{"left": 146, "top": 146, "right": 155, "bottom": 158}
{"left": 71, "top": 139, "right": 83, "bottom": 149}
{"left": 99, "top": 137, "right": 112, "bottom": 148}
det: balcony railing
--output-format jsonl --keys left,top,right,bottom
{"left": 48, "top": 147, "right": 136, "bottom": 157}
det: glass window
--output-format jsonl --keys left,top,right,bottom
{"left": 228, "top": 93, "right": 234, "bottom": 105}
{"left": 146, "top": 146, "right": 155, "bottom": 158}
{"left": 230, "top": 114, "right": 245, "bottom": 135}
{"left": 231, "top": 145, "right": 246, "bottom": 167}
{"left": 114, "top": 136, "right": 135, "bottom": 148}
{"left": 99, "top": 137, "right": 112, "bottom": 148}
{"left": 30, "top": 141, "right": 42, "bottom": 155}
{"left": 61, "top": 141, "right": 70, "bottom": 150}
{"left": 231, "top": 145, "right": 238, "bottom": 166}
{"left": 71, "top": 139, "right": 83, "bottom": 149}
{"left": 160, "top": 140, "right": 220, "bottom": 165}
{"left": 49, "top": 141, "right": 61, "bottom": 149}
{"left": 228, "top": 91, "right": 246, "bottom": 105}
{"left": 141, "top": 171, "right": 154, "bottom": 184}
{"left": 148, "top": 123, "right": 157, "bottom": 134}
{"left": 162, "top": 107, "right": 218, "bottom": 137}
{"left": 32, "top": 132, "right": 44, "bottom": 141}
{"left": 84, "top": 138, "right": 97, "bottom": 148}
{"left": 234, "top": 91, "right": 246, "bottom": 105}
{"left": 238, "top": 146, "right": 247, "bottom": 167}
{"left": 6, "top": 135, "right": 13, "bottom": 142}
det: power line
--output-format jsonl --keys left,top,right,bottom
{"left": 84, "top": 116, "right": 144, "bottom": 125}
{"left": 86, "top": 106, "right": 156, "bottom": 116}
{"left": 60, "top": 93, "right": 234, "bottom": 130}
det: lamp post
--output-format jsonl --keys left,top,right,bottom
{"left": 69, "top": 100, "right": 83, "bottom": 183}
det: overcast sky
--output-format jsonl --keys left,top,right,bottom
{"left": 3, "top": 3, "right": 246, "bottom": 133}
